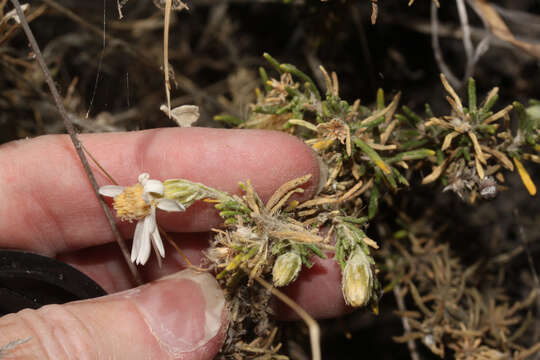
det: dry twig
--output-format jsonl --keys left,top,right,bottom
{"left": 8, "top": 0, "right": 141, "bottom": 284}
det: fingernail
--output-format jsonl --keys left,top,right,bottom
{"left": 127, "top": 270, "right": 226, "bottom": 357}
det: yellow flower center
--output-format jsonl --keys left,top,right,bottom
{"left": 113, "top": 184, "right": 150, "bottom": 222}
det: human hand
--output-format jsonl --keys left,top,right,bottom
{"left": 0, "top": 128, "right": 348, "bottom": 359}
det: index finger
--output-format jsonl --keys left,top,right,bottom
{"left": 0, "top": 128, "right": 321, "bottom": 255}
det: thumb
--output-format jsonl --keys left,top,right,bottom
{"left": 0, "top": 270, "right": 228, "bottom": 360}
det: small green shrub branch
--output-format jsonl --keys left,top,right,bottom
{"left": 210, "top": 53, "right": 539, "bottom": 357}
{"left": 216, "top": 54, "right": 538, "bottom": 203}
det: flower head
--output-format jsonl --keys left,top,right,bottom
{"left": 342, "top": 247, "right": 374, "bottom": 307}
{"left": 99, "top": 173, "right": 185, "bottom": 265}
{"left": 272, "top": 252, "right": 302, "bottom": 287}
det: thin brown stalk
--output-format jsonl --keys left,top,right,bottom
{"left": 431, "top": 2, "right": 460, "bottom": 87}
{"left": 456, "top": 0, "right": 475, "bottom": 80}
{"left": 82, "top": 144, "right": 118, "bottom": 185}
{"left": 164, "top": 0, "right": 172, "bottom": 118}
{"left": 9, "top": 0, "right": 142, "bottom": 285}
{"left": 160, "top": 225, "right": 209, "bottom": 272}
{"left": 254, "top": 275, "right": 321, "bottom": 360}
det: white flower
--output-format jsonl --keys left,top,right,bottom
{"left": 99, "top": 173, "right": 185, "bottom": 265}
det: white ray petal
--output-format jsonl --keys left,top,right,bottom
{"left": 144, "top": 179, "right": 164, "bottom": 195}
{"left": 136, "top": 215, "right": 153, "bottom": 265}
{"left": 98, "top": 185, "right": 124, "bottom": 197}
{"left": 156, "top": 199, "right": 186, "bottom": 212}
{"left": 151, "top": 226, "right": 165, "bottom": 258}
{"left": 138, "top": 173, "right": 150, "bottom": 185}
{"left": 131, "top": 219, "right": 145, "bottom": 262}
{"left": 149, "top": 206, "right": 164, "bottom": 257}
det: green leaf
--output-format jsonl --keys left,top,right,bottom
{"left": 353, "top": 137, "right": 391, "bottom": 175}
{"left": 395, "top": 113, "right": 412, "bottom": 127}
{"left": 387, "top": 149, "right": 435, "bottom": 163}
{"left": 279, "top": 63, "right": 321, "bottom": 100}
{"left": 376, "top": 88, "right": 385, "bottom": 110}
{"left": 339, "top": 216, "right": 369, "bottom": 225}
{"left": 424, "top": 103, "right": 434, "bottom": 118}
{"left": 401, "top": 138, "right": 429, "bottom": 150}
{"left": 214, "top": 114, "right": 244, "bottom": 126}
{"left": 401, "top": 106, "right": 423, "bottom": 125}
{"left": 368, "top": 183, "right": 380, "bottom": 219}
{"left": 360, "top": 116, "right": 384, "bottom": 130}
{"left": 263, "top": 52, "right": 283, "bottom": 74}
{"left": 304, "top": 244, "right": 327, "bottom": 259}
{"left": 259, "top": 66, "right": 271, "bottom": 91}
{"left": 481, "top": 93, "right": 498, "bottom": 115}
{"left": 436, "top": 149, "right": 445, "bottom": 164}
{"left": 393, "top": 229, "right": 408, "bottom": 239}
{"left": 392, "top": 167, "right": 410, "bottom": 187}
{"left": 463, "top": 146, "right": 471, "bottom": 162}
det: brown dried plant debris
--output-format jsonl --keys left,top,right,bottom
{"left": 386, "top": 224, "right": 539, "bottom": 359}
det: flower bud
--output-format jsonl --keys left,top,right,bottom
{"left": 272, "top": 252, "right": 302, "bottom": 287}
{"left": 342, "top": 248, "right": 373, "bottom": 307}
{"left": 163, "top": 179, "right": 204, "bottom": 207}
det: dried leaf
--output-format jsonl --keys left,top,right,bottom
{"left": 422, "top": 158, "right": 450, "bottom": 184}
{"left": 480, "top": 145, "right": 514, "bottom": 170}
{"left": 359, "top": 92, "right": 400, "bottom": 126}
{"left": 468, "top": 131, "right": 486, "bottom": 164}
{"left": 160, "top": 104, "right": 199, "bottom": 127}
{"left": 371, "top": 0, "right": 378, "bottom": 24}
{"left": 268, "top": 230, "right": 323, "bottom": 244}
{"left": 523, "top": 153, "right": 540, "bottom": 164}
{"left": 475, "top": 156, "right": 485, "bottom": 179}
{"left": 482, "top": 104, "right": 513, "bottom": 124}
{"left": 339, "top": 180, "right": 364, "bottom": 202}
{"left": 297, "top": 196, "right": 339, "bottom": 209}
{"left": 2, "top": 4, "right": 29, "bottom": 24}
{"left": 310, "top": 139, "right": 335, "bottom": 151}
{"left": 513, "top": 157, "right": 537, "bottom": 196}
{"left": 474, "top": 0, "right": 540, "bottom": 59}
{"left": 442, "top": 131, "right": 460, "bottom": 151}
{"left": 425, "top": 117, "right": 453, "bottom": 130}
{"left": 380, "top": 119, "right": 398, "bottom": 145}
{"left": 266, "top": 174, "right": 312, "bottom": 212}
{"left": 440, "top": 74, "right": 463, "bottom": 113}
{"left": 289, "top": 119, "right": 318, "bottom": 132}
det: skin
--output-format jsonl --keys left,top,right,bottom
{"left": 0, "top": 128, "right": 348, "bottom": 359}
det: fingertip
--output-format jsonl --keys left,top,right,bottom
{"left": 277, "top": 256, "right": 349, "bottom": 320}
{"left": 0, "top": 269, "right": 228, "bottom": 360}
{"left": 128, "top": 270, "right": 228, "bottom": 359}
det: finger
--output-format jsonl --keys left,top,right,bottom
{"left": 0, "top": 128, "right": 321, "bottom": 255}
{"left": 0, "top": 270, "right": 228, "bottom": 360}
{"left": 279, "top": 255, "right": 349, "bottom": 320}
{"left": 59, "top": 235, "right": 348, "bottom": 320}
{"left": 57, "top": 232, "right": 211, "bottom": 293}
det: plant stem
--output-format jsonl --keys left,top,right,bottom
{"left": 9, "top": 0, "right": 142, "bottom": 285}
{"left": 254, "top": 274, "right": 321, "bottom": 360}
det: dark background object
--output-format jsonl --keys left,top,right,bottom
{"left": 0, "top": 250, "right": 107, "bottom": 316}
